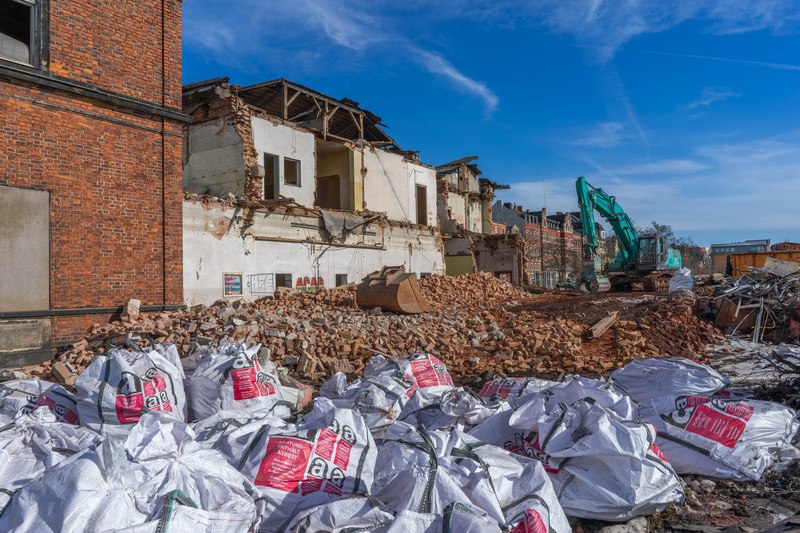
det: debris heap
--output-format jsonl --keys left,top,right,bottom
{"left": 35, "top": 275, "right": 722, "bottom": 386}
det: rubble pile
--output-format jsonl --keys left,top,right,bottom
{"left": 608, "top": 298, "right": 723, "bottom": 360}
{"left": 418, "top": 271, "right": 529, "bottom": 308}
{"left": 31, "top": 277, "right": 725, "bottom": 388}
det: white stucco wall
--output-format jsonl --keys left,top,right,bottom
{"left": 250, "top": 117, "right": 316, "bottom": 207}
{"left": 407, "top": 163, "right": 437, "bottom": 227}
{"left": 362, "top": 149, "right": 437, "bottom": 226}
{"left": 183, "top": 200, "right": 444, "bottom": 306}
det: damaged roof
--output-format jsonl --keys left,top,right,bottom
{"left": 236, "top": 78, "right": 399, "bottom": 148}
{"left": 436, "top": 155, "right": 481, "bottom": 176}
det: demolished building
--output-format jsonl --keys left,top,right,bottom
{"left": 436, "top": 156, "right": 524, "bottom": 285}
{"left": 181, "top": 78, "right": 444, "bottom": 305}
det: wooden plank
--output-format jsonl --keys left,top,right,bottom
{"left": 589, "top": 311, "right": 619, "bottom": 339}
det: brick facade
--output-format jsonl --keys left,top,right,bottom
{"left": 0, "top": 0, "right": 185, "bottom": 356}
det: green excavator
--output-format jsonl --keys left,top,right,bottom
{"left": 576, "top": 176, "right": 682, "bottom": 292}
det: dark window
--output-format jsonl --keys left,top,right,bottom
{"left": 416, "top": 184, "right": 427, "bottom": 225}
{"left": 420, "top": 272, "right": 432, "bottom": 279}
{"left": 275, "top": 273, "right": 293, "bottom": 288}
{"left": 335, "top": 274, "right": 348, "bottom": 286}
{"left": 264, "top": 153, "right": 278, "bottom": 200}
{"left": 284, "top": 157, "right": 300, "bottom": 187}
{"left": 0, "top": 0, "right": 34, "bottom": 65}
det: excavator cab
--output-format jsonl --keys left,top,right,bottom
{"left": 636, "top": 235, "right": 658, "bottom": 271}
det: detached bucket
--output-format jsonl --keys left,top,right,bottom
{"left": 356, "top": 266, "right": 431, "bottom": 314}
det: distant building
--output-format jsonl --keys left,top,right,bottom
{"left": 771, "top": 242, "right": 800, "bottom": 252}
{"left": 709, "top": 239, "right": 770, "bottom": 272}
{"left": 435, "top": 157, "right": 524, "bottom": 285}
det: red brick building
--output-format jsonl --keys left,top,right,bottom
{"left": 0, "top": 0, "right": 186, "bottom": 365}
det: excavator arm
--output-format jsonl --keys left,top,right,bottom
{"left": 575, "top": 176, "right": 640, "bottom": 290}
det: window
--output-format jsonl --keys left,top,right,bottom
{"left": 263, "top": 153, "right": 278, "bottom": 200}
{"left": 335, "top": 274, "right": 348, "bottom": 287}
{"left": 416, "top": 185, "right": 427, "bottom": 225}
{"left": 275, "top": 273, "right": 293, "bottom": 288}
{"left": 284, "top": 157, "right": 300, "bottom": 187}
{"left": 0, "top": 0, "right": 38, "bottom": 66}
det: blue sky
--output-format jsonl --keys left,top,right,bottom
{"left": 182, "top": 0, "right": 800, "bottom": 246}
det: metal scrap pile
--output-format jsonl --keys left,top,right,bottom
{"left": 714, "top": 269, "right": 800, "bottom": 343}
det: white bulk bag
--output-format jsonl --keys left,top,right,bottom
{"left": 651, "top": 397, "right": 799, "bottom": 480}
{"left": 610, "top": 357, "right": 731, "bottom": 416}
{"left": 184, "top": 343, "right": 291, "bottom": 421}
{"left": 75, "top": 344, "right": 187, "bottom": 434}
{"left": 215, "top": 398, "right": 377, "bottom": 532}
{"left": 0, "top": 411, "right": 258, "bottom": 533}
{"left": 0, "top": 379, "right": 79, "bottom": 424}
{"left": 286, "top": 495, "right": 394, "bottom": 532}
{"left": 0, "top": 407, "right": 100, "bottom": 512}
{"left": 509, "top": 397, "right": 683, "bottom": 521}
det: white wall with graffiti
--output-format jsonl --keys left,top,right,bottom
{"left": 183, "top": 199, "right": 445, "bottom": 307}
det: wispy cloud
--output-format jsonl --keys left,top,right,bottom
{"left": 301, "top": 0, "right": 383, "bottom": 51}
{"left": 611, "top": 159, "right": 710, "bottom": 175}
{"left": 519, "top": 0, "right": 800, "bottom": 62}
{"left": 501, "top": 131, "right": 800, "bottom": 241}
{"left": 572, "top": 122, "right": 628, "bottom": 148}
{"left": 686, "top": 87, "right": 740, "bottom": 110}
{"left": 634, "top": 49, "right": 800, "bottom": 72}
{"left": 183, "top": 0, "right": 500, "bottom": 114}
{"left": 412, "top": 48, "right": 499, "bottom": 114}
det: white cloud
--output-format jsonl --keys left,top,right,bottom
{"left": 572, "top": 122, "right": 628, "bottom": 148}
{"left": 183, "top": 0, "right": 500, "bottom": 114}
{"left": 611, "top": 159, "right": 710, "bottom": 175}
{"left": 686, "top": 87, "right": 740, "bottom": 110}
{"left": 412, "top": 48, "right": 499, "bottom": 114}
{"left": 514, "top": 0, "right": 800, "bottom": 62}
{"left": 501, "top": 132, "right": 800, "bottom": 241}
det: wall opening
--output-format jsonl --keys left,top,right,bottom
{"left": 275, "top": 273, "right": 293, "bottom": 288}
{"left": 0, "top": 185, "right": 49, "bottom": 312}
{"left": 263, "top": 153, "right": 278, "bottom": 200}
{"left": 316, "top": 140, "right": 352, "bottom": 210}
{"left": 284, "top": 157, "right": 301, "bottom": 187}
{"left": 317, "top": 175, "right": 341, "bottom": 209}
{"left": 0, "top": 0, "right": 33, "bottom": 65}
{"left": 416, "top": 184, "right": 427, "bottom": 225}
{"left": 335, "top": 274, "right": 348, "bottom": 287}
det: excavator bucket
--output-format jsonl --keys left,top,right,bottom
{"left": 356, "top": 266, "right": 431, "bottom": 314}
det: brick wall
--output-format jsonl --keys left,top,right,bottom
{"left": 0, "top": 0, "right": 184, "bottom": 353}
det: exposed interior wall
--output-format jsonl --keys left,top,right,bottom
{"left": 316, "top": 142, "right": 353, "bottom": 210}
{"left": 362, "top": 148, "right": 409, "bottom": 222}
{"left": 407, "top": 163, "right": 437, "bottom": 226}
{"left": 467, "top": 196, "right": 482, "bottom": 232}
{"left": 183, "top": 200, "right": 444, "bottom": 306}
{"left": 474, "top": 238, "right": 520, "bottom": 285}
{"left": 250, "top": 116, "right": 316, "bottom": 207}
{"left": 183, "top": 118, "right": 246, "bottom": 197}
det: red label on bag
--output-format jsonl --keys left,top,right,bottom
{"left": 231, "top": 357, "right": 276, "bottom": 401}
{"left": 649, "top": 442, "right": 669, "bottom": 462}
{"left": 255, "top": 437, "right": 312, "bottom": 492}
{"left": 510, "top": 509, "right": 547, "bottom": 533}
{"left": 115, "top": 393, "right": 145, "bottom": 423}
{"left": 479, "top": 379, "right": 518, "bottom": 399}
{"left": 334, "top": 438, "right": 353, "bottom": 469}
{"left": 316, "top": 428, "right": 337, "bottom": 461}
{"left": 35, "top": 395, "right": 79, "bottom": 424}
{"left": 409, "top": 355, "right": 453, "bottom": 388}
{"left": 684, "top": 403, "right": 746, "bottom": 448}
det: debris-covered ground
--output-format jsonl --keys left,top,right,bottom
{"left": 34, "top": 273, "right": 721, "bottom": 385}
{"left": 4, "top": 272, "right": 800, "bottom": 532}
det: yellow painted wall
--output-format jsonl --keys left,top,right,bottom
{"left": 446, "top": 255, "right": 474, "bottom": 276}
{"left": 317, "top": 147, "right": 353, "bottom": 210}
